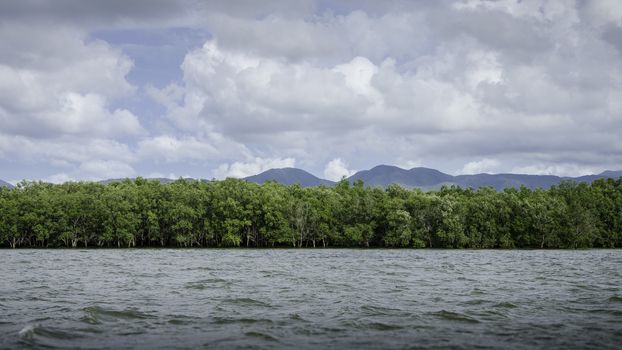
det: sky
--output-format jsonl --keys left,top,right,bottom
{"left": 1, "top": 0, "right": 622, "bottom": 184}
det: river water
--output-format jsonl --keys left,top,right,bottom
{"left": 1, "top": 250, "right": 621, "bottom": 349}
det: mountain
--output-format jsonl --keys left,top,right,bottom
{"left": 244, "top": 168, "right": 335, "bottom": 187}
{"left": 349, "top": 165, "right": 454, "bottom": 188}
{"left": 569, "top": 170, "right": 622, "bottom": 184}
{"left": 10, "top": 168, "right": 622, "bottom": 191}
{"left": 0, "top": 179, "right": 13, "bottom": 189}
{"left": 347, "top": 167, "right": 622, "bottom": 190}
{"left": 454, "top": 173, "right": 562, "bottom": 190}
{"left": 597, "top": 170, "right": 622, "bottom": 178}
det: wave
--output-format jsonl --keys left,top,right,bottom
{"left": 18, "top": 323, "right": 76, "bottom": 340}
{"left": 221, "top": 297, "right": 271, "bottom": 307}
{"left": 81, "top": 306, "right": 155, "bottom": 324}
{"left": 244, "top": 331, "right": 278, "bottom": 341}
{"left": 431, "top": 310, "right": 481, "bottom": 324}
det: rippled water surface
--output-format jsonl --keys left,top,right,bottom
{"left": 1, "top": 250, "right": 621, "bottom": 349}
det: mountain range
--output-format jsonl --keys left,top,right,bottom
{"left": 243, "top": 165, "right": 622, "bottom": 190}
{"left": 2, "top": 166, "right": 621, "bottom": 191}
{"left": 244, "top": 168, "right": 335, "bottom": 187}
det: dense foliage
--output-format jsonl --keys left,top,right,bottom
{"left": 1, "top": 177, "right": 621, "bottom": 248}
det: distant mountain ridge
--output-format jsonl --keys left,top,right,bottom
{"left": 3, "top": 167, "right": 622, "bottom": 191}
{"left": 244, "top": 168, "right": 335, "bottom": 187}
{"left": 348, "top": 165, "right": 454, "bottom": 188}
{"left": 0, "top": 179, "right": 13, "bottom": 189}
{"left": 244, "top": 166, "right": 622, "bottom": 190}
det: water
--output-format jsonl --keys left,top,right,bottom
{"left": 1, "top": 250, "right": 621, "bottom": 349}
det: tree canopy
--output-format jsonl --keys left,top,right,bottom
{"left": 1, "top": 177, "right": 621, "bottom": 248}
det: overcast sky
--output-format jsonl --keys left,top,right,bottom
{"left": 1, "top": 0, "right": 621, "bottom": 183}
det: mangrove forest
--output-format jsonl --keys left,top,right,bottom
{"left": 1, "top": 177, "right": 622, "bottom": 249}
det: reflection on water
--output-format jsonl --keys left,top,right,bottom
{"left": 1, "top": 249, "right": 621, "bottom": 349}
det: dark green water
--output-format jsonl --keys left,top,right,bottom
{"left": 1, "top": 250, "right": 621, "bottom": 349}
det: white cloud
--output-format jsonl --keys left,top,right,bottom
{"left": 2, "top": 2, "right": 622, "bottom": 180}
{"left": 148, "top": 22, "right": 622, "bottom": 176}
{"left": 137, "top": 135, "right": 217, "bottom": 162}
{"left": 204, "top": 10, "right": 429, "bottom": 64}
{"left": 178, "top": 40, "right": 487, "bottom": 135}
{"left": 0, "top": 22, "right": 145, "bottom": 181}
{"left": 511, "top": 164, "right": 602, "bottom": 177}
{"left": 45, "top": 173, "right": 75, "bottom": 184}
{"left": 396, "top": 159, "right": 422, "bottom": 170}
{"left": 213, "top": 157, "right": 296, "bottom": 179}
{"left": 0, "top": 24, "right": 137, "bottom": 137}
{"left": 0, "top": 135, "right": 136, "bottom": 165}
{"left": 146, "top": 172, "right": 186, "bottom": 179}
{"left": 323, "top": 158, "right": 355, "bottom": 181}
{"left": 137, "top": 134, "right": 250, "bottom": 163}
{"left": 78, "top": 160, "right": 135, "bottom": 180}
{"left": 586, "top": 1, "right": 622, "bottom": 26}
{"left": 460, "top": 158, "right": 501, "bottom": 175}
{"left": 49, "top": 93, "right": 142, "bottom": 137}
{"left": 38, "top": 161, "right": 136, "bottom": 183}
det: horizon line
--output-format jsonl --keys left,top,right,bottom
{"left": 2, "top": 165, "right": 621, "bottom": 186}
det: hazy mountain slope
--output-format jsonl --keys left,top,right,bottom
{"left": 348, "top": 165, "right": 455, "bottom": 188}
{"left": 18, "top": 168, "right": 622, "bottom": 191}
{"left": 0, "top": 179, "right": 14, "bottom": 189}
{"left": 348, "top": 166, "right": 622, "bottom": 190}
{"left": 244, "top": 168, "right": 335, "bottom": 187}
{"left": 453, "top": 173, "right": 562, "bottom": 191}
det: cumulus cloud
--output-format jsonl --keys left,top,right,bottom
{"left": 2, "top": 1, "right": 622, "bottom": 181}
{"left": 213, "top": 157, "right": 296, "bottom": 179}
{"left": 44, "top": 173, "right": 76, "bottom": 184}
{"left": 323, "top": 159, "right": 356, "bottom": 181}
{"left": 460, "top": 158, "right": 501, "bottom": 175}
{"left": 510, "top": 164, "right": 602, "bottom": 177}
{"left": 585, "top": 1, "right": 622, "bottom": 26}
{"left": 40, "top": 159, "right": 137, "bottom": 184}
{"left": 204, "top": 10, "right": 429, "bottom": 64}
{"left": 0, "top": 135, "right": 135, "bottom": 165}
{"left": 137, "top": 134, "right": 250, "bottom": 163}
{"left": 169, "top": 39, "right": 485, "bottom": 138}
{"left": 149, "top": 7, "right": 622, "bottom": 175}
{"left": 0, "top": 21, "right": 144, "bottom": 181}
{"left": 78, "top": 160, "right": 136, "bottom": 179}
{"left": 0, "top": 24, "right": 139, "bottom": 138}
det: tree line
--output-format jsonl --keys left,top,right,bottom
{"left": 1, "top": 177, "right": 621, "bottom": 249}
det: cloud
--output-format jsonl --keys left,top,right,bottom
{"left": 78, "top": 160, "right": 135, "bottom": 179}
{"left": 158, "top": 39, "right": 484, "bottom": 150}
{"left": 204, "top": 10, "right": 429, "bottom": 64}
{"left": 2, "top": 1, "right": 622, "bottom": 181}
{"left": 137, "top": 134, "right": 250, "bottom": 163}
{"left": 0, "top": 21, "right": 144, "bottom": 181}
{"left": 38, "top": 160, "right": 136, "bottom": 183}
{"left": 0, "top": 0, "right": 317, "bottom": 30}
{"left": 146, "top": 172, "right": 187, "bottom": 180}
{"left": 0, "top": 24, "right": 140, "bottom": 138}
{"left": 323, "top": 158, "right": 355, "bottom": 181}
{"left": 45, "top": 173, "right": 75, "bottom": 184}
{"left": 0, "top": 24, "right": 134, "bottom": 96}
{"left": 396, "top": 159, "right": 422, "bottom": 170}
{"left": 511, "top": 164, "right": 601, "bottom": 177}
{"left": 148, "top": 11, "right": 622, "bottom": 175}
{"left": 460, "top": 158, "right": 501, "bottom": 175}
{"left": 0, "top": 135, "right": 135, "bottom": 165}
{"left": 585, "top": 1, "right": 622, "bottom": 26}
{"left": 213, "top": 157, "right": 296, "bottom": 179}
